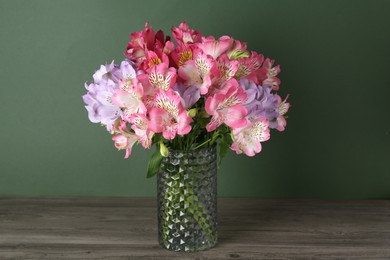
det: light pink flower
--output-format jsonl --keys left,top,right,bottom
{"left": 128, "top": 114, "right": 154, "bottom": 148}
{"left": 111, "top": 121, "right": 139, "bottom": 158}
{"left": 231, "top": 117, "right": 270, "bottom": 156}
{"left": 148, "top": 108, "right": 191, "bottom": 140}
{"left": 178, "top": 48, "right": 218, "bottom": 95}
{"left": 275, "top": 95, "right": 290, "bottom": 132}
{"left": 205, "top": 79, "right": 248, "bottom": 132}
{"left": 112, "top": 78, "right": 147, "bottom": 120}
{"left": 196, "top": 36, "right": 233, "bottom": 59}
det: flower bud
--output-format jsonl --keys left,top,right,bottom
{"left": 187, "top": 108, "right": 197, "bottom": 118}
{"left": 159, "top": 141, "right": 169, "bottom": 157}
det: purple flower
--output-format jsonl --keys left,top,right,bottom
{"left": 239, "top": 79, "right": 280, "bottom": 128}
{"left": 83, "top": 60, "right": 137, "bottom": 131}
{"left": 112, "top": 60, "right": 137, "bottom": 83}
{"left": 82, "top": 81, "right": 122, "bottom": 131}
{"left": 92, "top": 61, "right": 117, "bottom": 84}
{"left": 172, "top": 82, "right": 200, "bottom": 109}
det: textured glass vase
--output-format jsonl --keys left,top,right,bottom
{"left": 157, "top": 145, "right": 217, "bottom": 252}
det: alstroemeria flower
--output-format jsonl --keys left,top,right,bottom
{"left": 196, "top": 35, "right": 233, "bottom": 60}
{"left": 171, "top": 22, "right": 202, "bottom": 47}
{"left": 226, "top": 39, "right": 249, "bottom": 60}
{"left": 238, "top": 79, "right": 280, "bottom": 128}
{"left": 112, "top": 132, "right": 139, "bottom": 158}
{"left": 235, "top": 51, "right": 265, "bottom": 84}
{"left": 178, "top": 48, "right": 218, "bottom": 95}
{"left": 111, "top": 60, "right": 137, "bottom": 84}
{"left": 214, "top": 54, "right": 239, "bottom": 87}
{"left": 258, "top": 58, "right": 281, "bottom": 90}
{"left": 92, "top": 61, "right": 117, "bottom": 84}
{"left": 172, "top": 82, "right": 200, "bottom": 109}
{"left": 82, "top": 81, "right": 122, "bottom": 132}
{"left": 148, "top": 62, "right": 177, "bottom": 91}
{"left": 231, "top": 117, "right": 270, "bottom": 156}
{"left": 275, "top": 95, "right": 290, "bottom": 132}
{"left": 170, "top": 45, "right": 194, "bottom": 68}
{"left": 148, "top": 90, "right": 192, "bottom": 139}
{"left": 112, "top": 78, "right": 147, "bottom": 120}
{"left": 111, "top": 120, "right": 139, "bottom": 158}
{"left": 140, "top": 50, "right": 169, "bottom": 72}
{"left": 124, "top": 22, "right": 156, "bottom": 66}
{"left": 205, "top": 79, "right": 248, "bottom": 132}
{"left": 128, "top": 114, "right": 154, "bottom": 148}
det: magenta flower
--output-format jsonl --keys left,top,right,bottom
{"left": 124, "top": 22, "right": 156, "bottom": 66}
{"left": 172, "top": 22, "right": 202, "bottom": 47}
{"left": 205, "top": 79, "right": 248, "bottom": 132}
{"left": 231, "top": 117, "right": 270, "bottom": 156}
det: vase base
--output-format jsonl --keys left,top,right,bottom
{"left": 159, "top": 239, "right": 217, "bottom": 252}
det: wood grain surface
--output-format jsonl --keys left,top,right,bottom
{"left": 0, "top": 197, "right": 390, "bottom": 259}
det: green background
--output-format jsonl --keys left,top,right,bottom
{"left": 1, "top": 0, "right": 389, "bottom": 198}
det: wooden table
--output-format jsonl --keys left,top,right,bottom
{"left": 0, "top": 198, "right": 390, "bottom": 259}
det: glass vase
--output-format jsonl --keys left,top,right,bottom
{"left": 157, "top": 145, "right": 218, "bottom": 252}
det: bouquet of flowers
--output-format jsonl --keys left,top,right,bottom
{"left": 82, "top": 22, "right": 290, "bottom": 177}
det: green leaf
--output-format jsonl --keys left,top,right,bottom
{"left": 218, "top": 133, "right": 232, "bottom": 167}
{"left": 146, "top": 147, "right": 163, "bottom": 178}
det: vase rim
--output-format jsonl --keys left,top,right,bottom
{"left": 167, "top": 144, "right": 217, "bottom": 154}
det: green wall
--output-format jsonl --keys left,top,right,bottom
{"left": 1, "top": 0, "right": 389, "bottom": 198}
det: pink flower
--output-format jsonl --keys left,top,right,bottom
{"left": 258, "top": 58, "right": 281, "bottom": 90}
{"left": 275, "top": 95, "right": 290, "bottom": 132}
{"left": 235, "top": 51, "right": 265, "bottom": 84}
{"left": 171, "top": 22, "right": 202, "bottom": 47}
{"left": 124, "top": 22, "right": 156, "bottom": 66}
{"left": 128, "top": 114, "right": 154, "bottom": 148}
{"left": 213, "top": 54, "right": 239, "bottom": 87}
{"left": 148, "top": 62, "right": 177, "bottom": 91}
{"left": 148, "top": 90, "right": 192, "bottom": 140}
{"left": 231, "top": 117, "right": 270, "bottom": 156}
{"left": 178, "top": 48, "right": 218, "bottom": 95}
{"left": 112, "top": 133, "right": 138, "bottom": 158}
{"left": 205, "top": 79, "right": 248, "bottom": 132}
{"left": 111, "top": 120, "right": 139, "bottom": 158}
{"left": 140, "top": 50, "right": 169, "bottom": 72}
{"left": 170, "top": 46, "right": 194, "bottom": 68}
{"left": 196, "top": 35, "right": 233, "bottom": 59}
{"left": 111, "top": 78, "right": 147, "bottom": 120}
